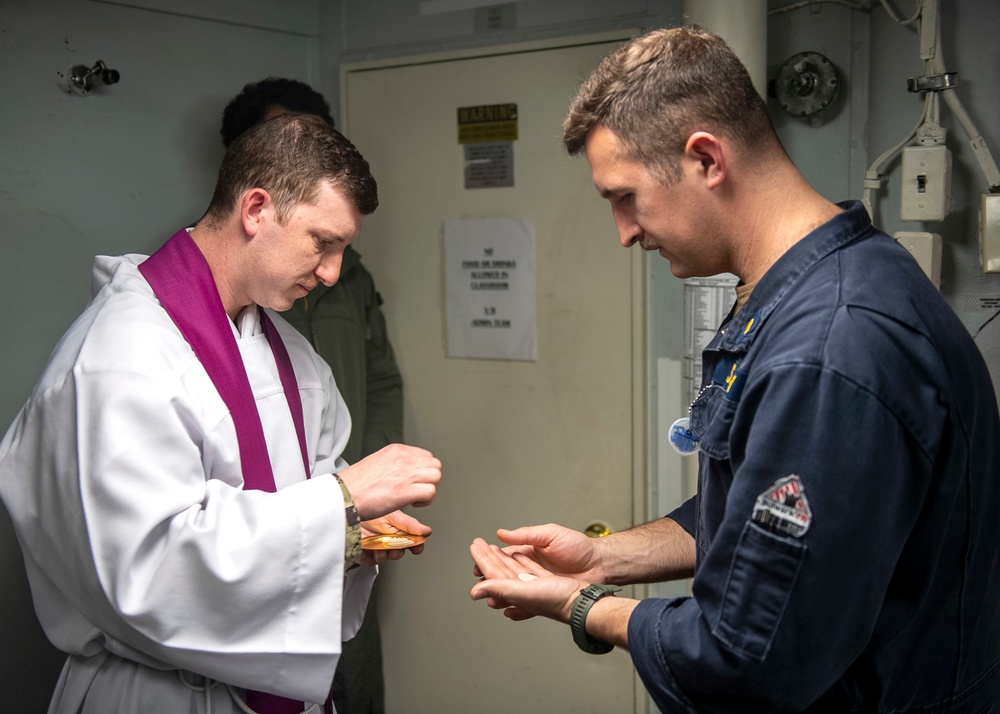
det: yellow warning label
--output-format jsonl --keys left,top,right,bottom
{"left": 457, "top": 103, "right": 518, "bottom": 144}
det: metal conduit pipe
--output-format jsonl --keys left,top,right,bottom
{"left": 684, "top": 0, "right": 769, "bottom": 97}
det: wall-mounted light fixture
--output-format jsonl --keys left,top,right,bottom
{"left": 68, "top": 60, "right": 120, "bottom": 96}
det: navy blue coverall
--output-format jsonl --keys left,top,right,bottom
{"left": 629, "top": 202, "right": 1000, "bottom": 712}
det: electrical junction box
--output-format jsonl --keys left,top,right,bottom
{"left": 900, "top": 145, "right": 952, "bottom": 222}
{"left": 895, "top": 231, "right": 942, "bottom": 288}
{"left": 981, "top": 193, "right": 1000, "bottom": 273}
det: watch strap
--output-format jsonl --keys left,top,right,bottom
{"left": 334, "top": 474, "right": 362, "bottom": 568}
{"left": 570, "top": 584, "right": 621, "bottom": 655}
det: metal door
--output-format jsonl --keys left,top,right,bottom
{"left": 343, "top": 33, "right": 646, "bottom": 713}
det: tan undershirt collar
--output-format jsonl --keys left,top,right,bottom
{"left": 733, "top": 279, "right": 759, "bottom": 317}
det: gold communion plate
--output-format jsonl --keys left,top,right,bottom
{"left": 361, "top": 533, "right": 428, "bottom": 550}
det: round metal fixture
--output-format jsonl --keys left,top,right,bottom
{"left": 584, "top": 521, "right": 612, "bottom": 538}
{"left": 773, "top": 51, "right": 839, "bottom": 118}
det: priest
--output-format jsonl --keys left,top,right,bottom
{"left": 0, "top": 113, "right": 441, "bottom": 714}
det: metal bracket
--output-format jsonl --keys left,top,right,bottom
{"left": 68, "top": 60, "right": 121, "bottom": 96}
{"left": 907, "top": 72, "right": 958, "bottom": 93}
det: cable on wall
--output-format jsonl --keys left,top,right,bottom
{"left": 862, "top": 0, "right": 1000, "bottom": 222}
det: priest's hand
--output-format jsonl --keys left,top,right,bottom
{"left": 338, "top": 443, "right": 441, "bottom": 520}
{"left": 357, "top": 510, "right": 432, "bottom": 566}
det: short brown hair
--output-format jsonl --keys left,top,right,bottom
{"left": 205, "top": 113, "right": 378, "bottom": 225}
{"left": 563, "top": 26, "right": 779, "bottom": 184}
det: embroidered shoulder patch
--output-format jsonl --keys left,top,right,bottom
{"left": 751, "top": 474, "right": 812, "bottom": 537}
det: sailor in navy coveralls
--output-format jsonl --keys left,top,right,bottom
{"left": 470, "top": 26, "right": 999, "bottom": 713}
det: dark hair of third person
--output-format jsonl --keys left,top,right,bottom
{"left": 221, "top": 78, "right": 335, "bottom": 148}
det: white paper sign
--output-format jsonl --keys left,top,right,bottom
{"left": 683, "top": 274, "right": 738, "bottom": 403}
{"left": 445, "top": 218, "right": 536, "bottom": 361}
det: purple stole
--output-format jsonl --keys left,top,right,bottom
{"left": 140, "top": 229, "right": 323, "bottom": 714}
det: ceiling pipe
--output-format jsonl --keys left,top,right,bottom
{"left": 684, "top": 0, "right": 768, "bottom": 98}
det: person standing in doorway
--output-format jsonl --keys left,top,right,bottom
{"left": 222, "top": 78, "right": 403, "bottom": 714}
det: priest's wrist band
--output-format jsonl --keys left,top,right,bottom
{"left": 333, "top": 474, "right": 362, "bottom": 568}
{"left": 570, "top": 583, "right": 621, "bottom": 654}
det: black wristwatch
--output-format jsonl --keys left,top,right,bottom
{"left": 570, "top": 583, "right": 621, "bottom": 654}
